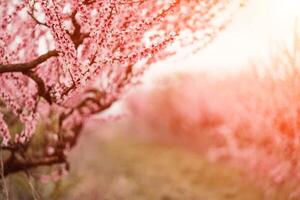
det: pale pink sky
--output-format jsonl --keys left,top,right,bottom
{"left": 149, "top": 0, "right": 300, "bottom": 76}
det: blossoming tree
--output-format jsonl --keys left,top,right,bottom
{"left": 0, "top": 0, "right": 245, "bottom": 176}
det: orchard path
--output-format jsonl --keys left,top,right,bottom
{"left": 62, "top": 132, "right": 266, "bottom": 200}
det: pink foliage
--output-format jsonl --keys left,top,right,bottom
{"left": 0, "top": 0, "right": 242, "bottom": 144}
{"left": 0, "top": 0, "right": 245, "bottom": 175}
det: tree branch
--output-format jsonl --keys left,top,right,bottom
{"left": 23, "top": 71, "right": 53, "bottom": 104}
{"left": 3, "top": 154, "right": 65, "bottom": 176}
{"left": 0, "top": 50, "right": 58, "bottom": 73}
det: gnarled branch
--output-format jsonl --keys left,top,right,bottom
{"left": 0, "top": 50, "right": 58, "bottom": 73}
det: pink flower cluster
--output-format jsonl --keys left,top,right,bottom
{"left": 0, "top": 0, "right": 243, "bottom": 148}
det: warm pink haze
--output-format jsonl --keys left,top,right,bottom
{"left": 1, "top": 1, "right": 300, "bottom": 199}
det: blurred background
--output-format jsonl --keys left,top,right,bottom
{"left": 4, "top": 0, "right": 300, "bottom": 199}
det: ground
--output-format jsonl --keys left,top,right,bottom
{"left": 61, "top": 132, "right": 266, "bottom": 200}
{"left": 5, "top": 128, "right": 290, "bottom": 200}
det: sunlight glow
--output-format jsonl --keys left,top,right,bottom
{"left": 149, "top": 0, "right": 300, "bottom": 76}
{"left": 277, "top": 0, "right": 300, "bottom": 19}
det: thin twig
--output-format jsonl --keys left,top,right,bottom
{"left": 0, "top": 148, "right": 9, "bottom": 199}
